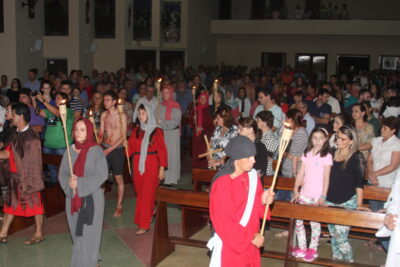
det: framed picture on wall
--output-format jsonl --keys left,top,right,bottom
{"left": 380, "top": 56, "right": 400, "bottom": 70}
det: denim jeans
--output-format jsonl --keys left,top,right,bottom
{"left": 43, "top": 147, "right": 66, "bottom": 183}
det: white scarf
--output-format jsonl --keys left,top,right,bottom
{"left": 207, "top": 169, "right": 258, "bottom": 267}
{"left": 138, "top": 104, "right": 157, "bottom": 175}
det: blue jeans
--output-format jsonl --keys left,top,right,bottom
{"left": 369, "top": 200, "right": 385, "bottom": 211}
{"left": 43, "top": 147, "right": 65, "bottom": 183}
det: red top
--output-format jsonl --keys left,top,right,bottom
{"left": 128, "top": 127, "right": 168, "bottom": 169}
{"left": 5, "top": 144, "right": 17, "bottom": 173}
{"left": 210, "top": 172, "right": 268, "bottom": 267}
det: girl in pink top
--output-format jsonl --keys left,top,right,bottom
{"left": 291, "top": 127, "right": 332, "bottom": 262}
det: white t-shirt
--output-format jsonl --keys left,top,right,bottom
{"left": 371, "top": 135, "right": 400, "bottom": 188}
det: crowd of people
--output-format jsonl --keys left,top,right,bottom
{"left": 0, "top": 63, "right": 399, "bottom": 266}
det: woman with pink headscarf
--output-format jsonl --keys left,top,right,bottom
{"left": 158, "top": 86, "right": 182, "bottom": 185}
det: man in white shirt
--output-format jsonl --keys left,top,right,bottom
{"left": 253, "top": 89, "right": 284, "bottom": 132}
{"left": 132, "top": 86, "right": 158, "bottom": 123}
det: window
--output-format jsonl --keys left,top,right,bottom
{"left": 95, "top": 0, "right": 115, "bottom": 38}
{"left": 133, "top": 0, "right": 152, "bottom": 41}
{"left": 45, "top": 0, "right": 69, "bottom": 36}
{"left": 0, "top": 0, "right": 3, "bottom": 33}
{"left": 337, "top": 55, "right": 370, "bottom": 77}
{"left": 261, "top": 52, "right": 286, "bottom": 69}
{"left": 161, "top": 1, "right": 181, "bottom": 43}
{"left": 380, "top": 56, "right": 400, "bottom": 70}
{"left": 125, "top": 50, "right": 156, "bottom": 72}
{"left": 295, "top": 53, "right": 327, "bottom": 83}
{"left": 160, "top": 51, "right": 184, "bottom": 73}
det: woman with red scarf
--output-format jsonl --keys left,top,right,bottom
{"left": 158, "top": 86, "right": 182, "bottom": 185}
{"left": 191, "top": 91, "right": 214, "bottom": 168}
{"left": 58, "top": 118, "right": 108, "bottom": 267}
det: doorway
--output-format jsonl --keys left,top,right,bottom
{"left": 125, "top": 50, "right": 156, "bottom": 72}
{"left": 337, "top": 55, "right": 370, "bottom": 79}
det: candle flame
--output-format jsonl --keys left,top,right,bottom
{"left": 117, "top": 99, "right": 122, "bottom": 105}
{"left": 89, "top": 109, "right": 93, "bottom": 116}
{"left": 283, "top": 121, "right": 291, "bottom": 128}
{"left": 60, "top": 99, "right": 66, "bottom": 105}
{"left": 157, "top": 78, "right": 162, "bottom": 83}
{"left": 214, "top": 79, "right": 218, "bottom": 83}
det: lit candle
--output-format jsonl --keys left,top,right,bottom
{"left": 213, "top": 79, "right": 219, "bottom": 92}
{"left": 155, "top": 78, "right": 162, "bottom": 92}
{"left": 117, "top": 98, "right": 123, "bottom": 113}
{"left": 88, "top": 109, "right": 95, "bottom": 123}
{"left": 59, "top": 99, "right": 67, "bottom": 116}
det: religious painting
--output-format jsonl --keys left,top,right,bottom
{"left": 45, "top": 0, "right": 69, "bottom": 36}
{"left": 95, "top": 0, "right": 115, "bottom": 38}
{"left": 133, "top": 0, "right": 152, "bottom": 41}
{"left": 381, "top": 56, "right": 400, "bottom": 70}
{"left": 161, "top": 1, "right": 181, "bottom": 43}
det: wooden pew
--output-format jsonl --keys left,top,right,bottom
{"left": 151, "top": 188, "right": 385, "bottom": 267}
{"left": 192, "top": 168, "right": 391, "bottom": 202}
{"left": 191, "top": 168, "right": 390, "bottom": 240}
{"left": 8, "top": 154, "right": 64, "bottom": 234}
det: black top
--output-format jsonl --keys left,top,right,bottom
{"left": 326, "top": 151, "right": 365, "bottom": 204}
{"left": 254, "top": 140, "right": 273, "bottom": 176}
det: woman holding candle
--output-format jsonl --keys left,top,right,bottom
{"left": 191, "top": 91, "right": 214, "bottom": 168}
{"left": 128, "top": 103, "right": 167, "bottom": 235}
{"left": 58, "top": 118, "right": 108, "bottom": 267}
{"left": 158, "top": 86, "right": 182, "bottom": 185}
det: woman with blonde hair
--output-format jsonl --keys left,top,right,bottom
{"left": 325, "top": 125, "right": 369, "bottom": 262}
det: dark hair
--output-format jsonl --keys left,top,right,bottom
{"left": 41, "top": 80, "right": 52, "bottom": 88}
{"left": 61, "top": 80, "right": 72, "bottom": 88}
{"left": 56, "top": 92, "right": 69, "bottom": 105}
{"left": 286, "top": 108, "right": 304, "bottom": 128}
{"left": 19, "top": 88, "right": 31, "bottom": 97}
{"left": 359, "top": 89, "right": 371, "bottom": 98}
{"left": 28, "top": 68, "right": 38, "bottom": 75}
{"left": 11, "top": 78, "right": 21, "bottom": 89}
{"left": 103, "top": 90, "right": 118, "bottom": 100}
{"left": 382, "top": 116, "right": 400, "bottom": 135}
{"left": 258, "top": 88, "right": 273, "bottom": 97}
{"left": 335, "top": 113, "right": 353, "bottom": 127}
{"left": 352, "top": 103, "right": 368, "bottom": 121}
{"left": 238, "top": 87, "right": 247, "bottom": 99}
{"left": 238, "top": 117, "right": 257, "bottom": 136}
{"left": 317, "top": 88, "right": 330, "bottom": 96}
{"left": 256, "top": 110, "right": 274, "bottom": 129}
{"left": 304, "top": 128, "right": 330, "bottom": 157}
{"left": 215, "top": 107, "right": 235, "bottom": 129}
{"left": 12, "top": 102, "right": 30, "bottom": 123}
{"left": 293, "top": 90, "right": 305, "bottom": 100}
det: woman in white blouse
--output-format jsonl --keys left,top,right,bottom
{"left": 368, "top": 116, "right": 400, "bottom": 211}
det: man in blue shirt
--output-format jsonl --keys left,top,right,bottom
{"left": 308, "top": 88, "right": 332, "bottom": 128}
{"left": 23, "top": 68, "right": 41, "bottom": 92}
{"left": 176, "top": 80, "right": 192, "bottom": 113}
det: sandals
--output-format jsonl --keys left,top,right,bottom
{"left": 24, "top": 235, "right": 45, "bottom": 245}
{"left": 0, "top": 235, "right": 7, "bottom": 244}
{"left": 135, "top": 228, "right": 149, "bottom": 235}
{"left": 113, "top": 206, "right": 123, "bottom": 217}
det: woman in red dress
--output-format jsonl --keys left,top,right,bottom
{"left": 191, "top": 91, "right": 214, "bottom": 168}
{"left": 128, "top": 103, "right": 167, "bottom": 235}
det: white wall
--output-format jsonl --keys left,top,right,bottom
{"left": 187, "top": 0, "right": 218, "bottom": 67}
{"left": 15, "top": 0, "right": 45, "bottom": 80}
{"left": 216, "top": 35, "right": 400, "bottom": 76}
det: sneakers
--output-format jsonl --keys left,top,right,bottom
{"left": 303, "top": 248, "right": 318, "bottom": 262}
{"left": 291, "top": 247, "right": 307, "bottom": 258}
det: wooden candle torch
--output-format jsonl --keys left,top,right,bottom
{"left": 117, "top": 99, "right": 132, "bottom": 175}
{"left": 88, "top": 109, "right": 99, "bottom": 144}
{"left": 260, "top": 122, "right": 293, "bottom": 234}
{"left": 59, "top": 100, "right": 75, "bottom": 195}
{"left": 192, "top": 86, "right": 198, "bottom": 130}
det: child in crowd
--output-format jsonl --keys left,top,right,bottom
{"left": 291, "top": 127, "right": 332, "bottom": 262}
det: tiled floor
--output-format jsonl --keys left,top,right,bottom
{"left": 0, "top": 152, "right": 387, "bottom": 266}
